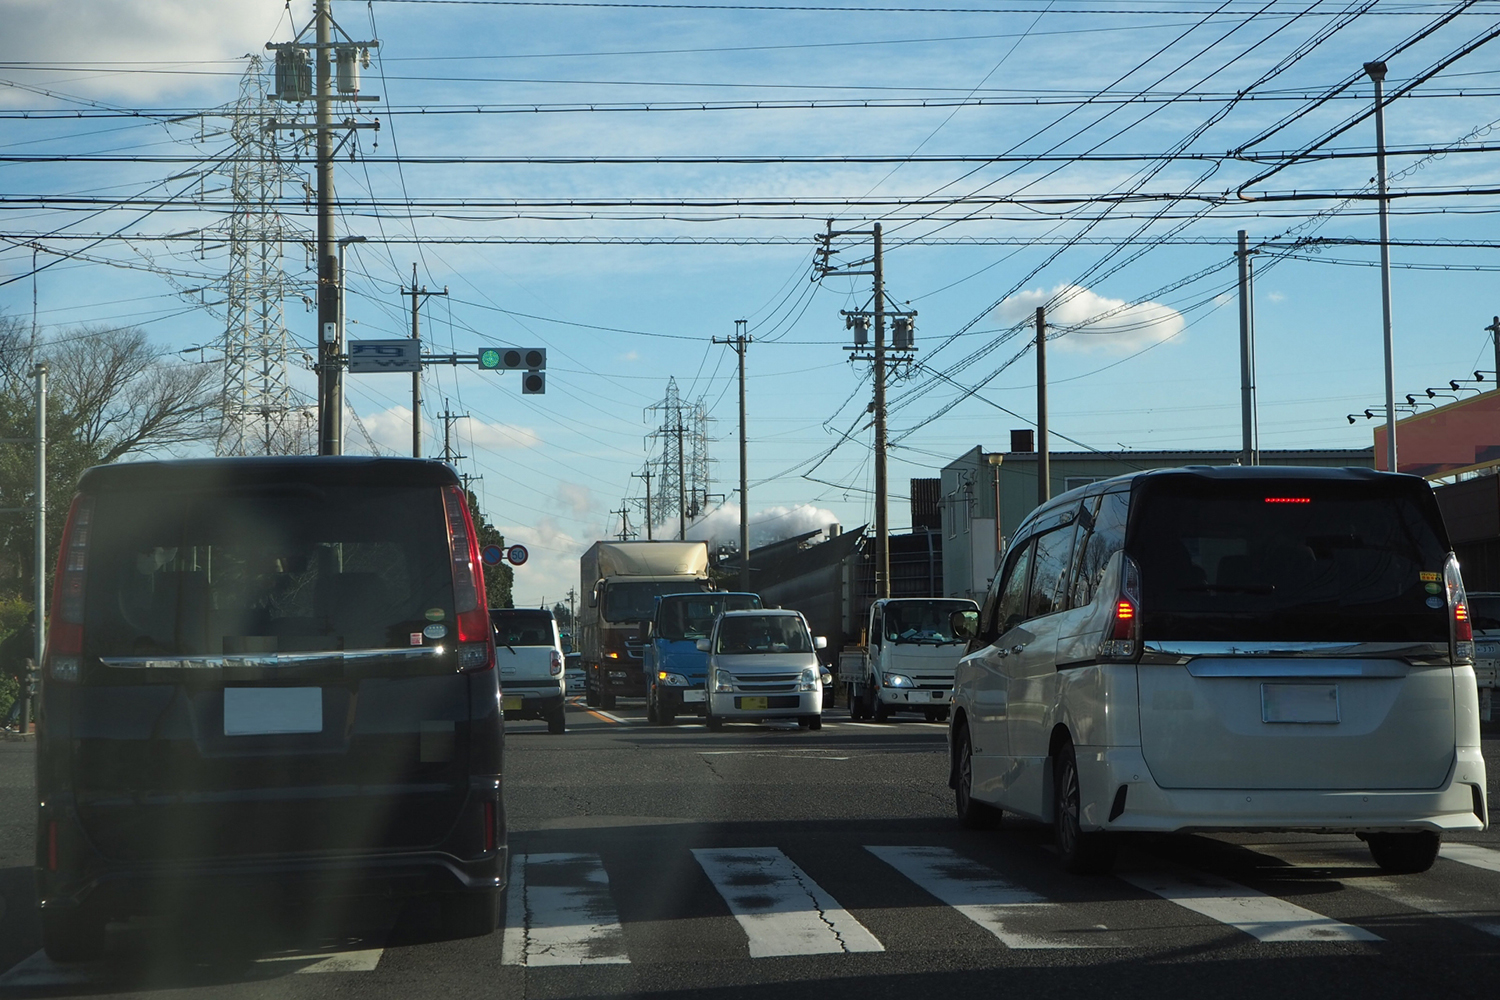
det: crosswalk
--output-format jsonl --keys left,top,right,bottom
{"left": 6, "top": 838, "right": 1500, "bottom": 985}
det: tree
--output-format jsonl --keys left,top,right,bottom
{"left": 466, "top": 490, "right": 514, "bottom": 609}
{"left": 552, "top": 601, "right": 573, "bottom": 630}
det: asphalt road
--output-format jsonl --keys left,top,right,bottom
{"left": 2, "top": 701, "right": 1500, "bottom": 999}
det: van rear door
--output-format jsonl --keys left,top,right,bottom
{"left": 65, "top": 480, "right": 479, "bottom": 863}
{"left": 1130, "top": 472, "right": 1457, "bottom": 791}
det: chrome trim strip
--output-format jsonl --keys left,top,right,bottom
{"left": 1187, "top": 658, "right": 1408, "bottom": 679}
{"left": 98, "top": 646, "right": 446, "bottom": 670}
{"left": 1140, "top": 639, "right": 1449, "bottom": 665}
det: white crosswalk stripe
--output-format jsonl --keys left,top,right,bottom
{"left": 1440, "top": 842, "right": 1500, "bottom": 875}
{"left": 866, "top": 845, "right": 1126, "bottom": 948}
{"left": 1118, "top": 868, "right": 1382, "bottom": 942}
{"left": 502, "top": 852, "right": 630, "bottom": 966}
{"left": 692, "top": 847, "right": 885, "bottom": 957}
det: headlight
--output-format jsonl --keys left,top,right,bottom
{"left": 713, "top": 669, "right": 734, "bottom": 693}
{"left": 798, "top": 667, "right": 819, "bottom": 692}
{"left": 884, "top": 673, "right": 914, "bottom": 688}
{"left": 657, "top": 671, "right": 689, "bottom": 687}
{"left": 819, "top": 667, "right": 833, "bottom": 687}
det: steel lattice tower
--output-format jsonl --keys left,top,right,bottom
{"left": 644, "top": 378, "right": 715, "bottom": 533}
{"left": 217, "top": 56, "right": 314, "bottom": 456}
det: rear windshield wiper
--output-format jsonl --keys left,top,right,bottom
{"left": 1177, "top": 583, "right": 1276, "bottom": 595}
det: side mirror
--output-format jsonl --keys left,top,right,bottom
{"left": 695, "top": 638, "right": 710, "bottom": 652}
{"left": 950, "top": 609, "right": 978, "bottom": 641}
{"left": 638, "top": 621, "right": 653, "bottom": 641}
{"left": 814, "top": 636, "right": 828, "bottom": 650}
{"left": 588, "top": 583, "right": 600, "bottom": 608}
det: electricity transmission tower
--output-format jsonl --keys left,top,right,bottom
{"left": 644, "top": 378, "right": 715, "bottom": 539}
{"left": 217, "top": 56, "right": 314, "bottom": 455}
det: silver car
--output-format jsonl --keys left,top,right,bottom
{"left": 698, "top": 610, "right": 830, "bottom": 730}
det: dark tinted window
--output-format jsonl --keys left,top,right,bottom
{"left": 1469, "top": 594, "right": 1500, "bottom": 632}
{"left": 491, "top": 610, "right": 554, "bottom": 646}
{"left": 1027, "top": 523, "right": 1079, "bottom": 619}
{"left": 716, "top": 615, "right": 812, "bottom": 654}
{"left": 656, "top": 593, "right": 761, "bottom": 641}
{"left": 990, "top": 541, "right": 1033, "bottom": 639}
{"left": 603, "top": 581, "right": 705, "bottom": 622}
{"left": 883, "top": 600, "right": 975, "bottom": 644}
{"left": 1131, "top": 476, "right": 1450, "bottom": 641}
{"left": 1071, "top": 491, "right": 1130, "bottom": 608}
{"left": 85, "top": 486, "right": 453, "bottom": 658}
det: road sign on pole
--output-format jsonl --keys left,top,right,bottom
{"left": 507, "top": 544, "right": 529, "bottom": 566}
{"left": 349, "top": 339, "right": 421, "bottom": 373}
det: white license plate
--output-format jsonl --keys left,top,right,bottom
{"left": 502, "top": 695, "right": 524, "bottom": 711}
{"left": 683, "top": 689, "right": 706, "bottom": 703}
{"left": 1261, "top": 683, "right": 1339, "bottom": 724}
{"left": 1477, "top": 643, "right": 1500, "bottom": 657}
{"left": 224, "top": 687, "right": 322, "bottom": 736}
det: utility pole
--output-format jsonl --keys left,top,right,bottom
{"left": 19, "top": 363, "right": 45, "bottom": 735}
{"left": 676, "top": 421, "right": 687, "bottom": 540}
{"left": 714, "top": 320, "right": 753, "bottom": 590}
{"left": 612, "top": 504, "right": 634, "bottom": 541}
{"left": 566, "top": 587, "right": 576, "bottom": 633}
{"left": 403, "top": 263, "right": 447, "bottom": 458}
{"left": 1237, "top": 230, "right": 1257, "bottom": 467}
{"left": 1366, "top": 59, "right": 1398, "bottom": 474}
{"left": 440, "top": 398, "right": 469, "bottom": 464}
{"left": 1487, "top": 316, "right": 1500, "bottom": 385}
{"left": 631, "top": 466, "right": 654, "bottom": 541}
{"left": 1035, "top": 306, "right": 1049, "bottom": 506}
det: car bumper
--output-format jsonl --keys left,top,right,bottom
{"left": 1075, "top": 745, "right": 1489, "bottom": 834}
{"left": 658, "top": 684, "right": 708, "bottom": 714}
{"left": 708, "top": 689, "right": 822, "bottom": 719}
{"left": 878, "top": 688, "right": 953, "bottom": 707}
{"left": 502, "top": 687, "right": 564, "bottom": 718}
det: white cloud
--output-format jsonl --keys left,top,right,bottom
{"left": 993, "top": 283, "right": 1185, "bottom": 354}
{"left": 352, "top": 407, "right": 540, "bottom": 456}
{"left": 498, "top": 516, "right": 583, "bottom": 608}
{"left": 0, "top": 1, "right": 309, "bottom": 102}
{"left": 618, "top": 350, "right": 640, "bottom": 362}
{"left": 458, "top": 416, "right": 541, "bottom": 452}
{"left": 1268, "top": 291, "right": 1286, "bottom": 303}
{"left": 556, "top": 482, "right": 593, "bottom": 520}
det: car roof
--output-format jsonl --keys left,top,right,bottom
{"left": 78, "top": 456, "right": 460, "bottom": 493}
{"left": 720, "top": 609, "right": 800, "bottom": 618}
{"left": 491, "top": 607, "right": 555, "bottom": 619}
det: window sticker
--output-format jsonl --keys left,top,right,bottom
{"left": 410, "top": 632, "right": 424, "bottom": 645}
{"left": 1420, "top": 572, "right": 1440, "bottom": 582}
{"left": 426, "top": 607, "right": 446, "bottom": 621}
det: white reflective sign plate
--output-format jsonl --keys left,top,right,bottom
{"left": 1261, "top": 683, "right": 1339, "bottom": 725}
{"left": 224, "top": 687, "right": 323, "bottom": 736}
{"left": 683, "top": 689, "right": 706, "bottom": 703}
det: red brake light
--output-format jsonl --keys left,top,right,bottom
{"left": 442, "top": 486, "right": 494, "bottom": 671}
{"left": 1100, "top": 555, "right": 1142, "bottom": 661}
{"left": 1264, "top": 497, "right": 1311, "bottom": 504}
{"left": 45, "top": 496, "right": 93, "bottom": 680}
{"left": 1446, "top": 554, "right": 1474, "bottom": 658}
{"left": 483, "top": 799, "right": 497, "bottom": 852}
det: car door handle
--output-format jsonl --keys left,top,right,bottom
{"left": 994, "top": 648, "right": 1009, "bottom": 658}
{"left": 1010, "top": 644, "right": 1027, "bottom": 655}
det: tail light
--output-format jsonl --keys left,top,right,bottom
{"left": 45, "top": 495, "right": 94, "bottom": 683}
{"left": 550, "top": 649, "right": 564, "bottom": 676}
{"left": 1447, "top": 553, "right": 1474, "bottom": 662}
{"left": 1099, "top": 554, "right": 1142, "bottom": 662}
{"left": 483, "top": 799, "right": 497, "bottom": 852}
{"left": 442, "top": 486, "right": 494, "bottom": 673}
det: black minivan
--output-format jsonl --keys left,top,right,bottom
{"left": 35, "top": 457, "right": 505, "bottom": 960}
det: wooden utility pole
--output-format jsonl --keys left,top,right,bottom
{"left": 873, "top": 223, "right": 890, "bottom": 599}
{"left": 1036, "top": 306, "right": 1049, "bottom": 506}
{"left": 714, "top": 321, "right": 753, "bottom": 591}
{"left": 403, "top": 263, "right": 446, "bottom": 457}
{"left": 631, "top": 467, "right": 654, "bottom": 541}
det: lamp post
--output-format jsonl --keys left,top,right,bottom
{"left": 333, "top": 235, "right": 366, "bottom": 455}
{"left": 1365, "top": 60, "right": 1397, "bottom": 474}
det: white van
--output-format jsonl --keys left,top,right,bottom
{"left": 949, "top": 466, "right": 1487, "bottom": 875}
{"left": 698, "top": 609, "right": 830, "bottom": 730}
{"left": 491, "top": 607, "right": 566, "bottom": 734}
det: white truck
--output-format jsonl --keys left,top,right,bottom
{"left": 838, "top": 597, "right": 978, "bottom": 722}
{"left": 578, "top": 540, "right": 711, "bottom": 709}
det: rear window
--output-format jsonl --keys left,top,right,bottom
{"left": 1130, "top": 476, "right": 1451, "bottom": 642}
{"left": 83, "top": 485, "right": 454, "bottom": 658}
{"left": 1469, "top": 595, "right": 1500, "bottom": 633}
{"left": 715, "top": 615, "right": 812, "bottom": 655}
{"left": 491, "top": 610, "right": 555, "bottom": 646}
{"left": 656, "top": 594, "right": 762, "bottom": 641}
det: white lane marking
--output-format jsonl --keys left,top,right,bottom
{"left": 585, "top": 709, "right": 630, "bottom": 724}
{"left": 1441, "top": 842, "right": 1500, "bottom": 875}
{"left": 0, "top": 943, "right": 384, "bottom": 987}
{"left": 502, "top": 853, "right": 630, "bottom": 966}
{"left": 269, "top": 948, "right": 384, "bottom": 973}
{"left": 693, "top": 847, "right": 884, "bottom": 957}
{"left": 865, "top": 845, "right": 1111, "bottom": 949}
{"left": 1118, "top": 869, "right": 1381, "bottom": 942}
{"left": 1248, "top": 842, "right": 1500, "bottom": 939}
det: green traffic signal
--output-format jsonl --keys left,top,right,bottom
{"left": 478, "top": 348, "right": 501, "bottom": 370}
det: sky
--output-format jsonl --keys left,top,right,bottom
{"left": 2, "top": 0, "right": 1499, "bottom": 606}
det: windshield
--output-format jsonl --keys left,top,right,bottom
{"left": 602, "top": 580, "right": 706, "bottom": 623}
{"left": 1132, "top": 476, "right": 1450, "bottom": 642}
{"left": 490, "top": 610, "right": 555, "bottom": 646}
{"left": 656, "top": 593, "right": 762, "bottom": 641}
{"left": 715, "top": 615, "right": 813, "bottom": 654}
{"left": 882, "top": 600, "right": 975, "bottom": 644}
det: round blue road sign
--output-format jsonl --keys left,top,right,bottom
{"left": 481, "top": 544, "right": 504, "bottom": 565}
{"left": 507, "top": 544, "right": 529, "bottom": 566}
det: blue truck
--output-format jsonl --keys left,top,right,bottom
{"left": 644, "top": 591, "right": 762, "bottom": 725}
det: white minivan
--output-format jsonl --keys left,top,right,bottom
{"left": 698, "top": 609, "right": 830, "bottom": 730}
{"left": 949, "top": 466, "right": 1487, "bottom": 875}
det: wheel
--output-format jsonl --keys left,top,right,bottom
{"left": 646, "top": 688, "right": 659, "bottom": 724}
{"left": 954, "top": 724, "right": 1001, "bottom": 830}
{"left": 873, "top": 700, "right": 892, "bottom": 723}
{"left": 706, "top": 709, "right": 723, "bottom": 732}
{"left": 440, "top": 888, "right": 499, "bottom": 939}
{"left": 659, "top": 705, "right": 676, "bottom": 726}
{"left": 847, "top": 685, "right": 864, "bottom": 720}
{"left": 1054, "top": 739, "right": 1117, "bottom": 874}
{"left": 585, "top": 676, "right": 600, "bottom": 707}
{"left": 808, "top": 714, "right": 822, "bottom": 731}
{"left": 600, "top": 690, "right": 616, "bottom": 711}
{"left": 546, "top": 703, "right": 566, "bottom": 734}
{"left": 798, "top": 715, "right": 812, "bottom": 729}
{"left": 41, "top": 907, "right": 107, "bottom": 963}
{"left": 1365, "top": 831, "right": 1441, "bottom": 874}
{"left": 924, "top": 707, "right": 945, "bottom": 722}
{"left": 863, "top": 683, "right": 880, "bottom": 721}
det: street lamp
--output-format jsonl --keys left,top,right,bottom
{"left": 1364, "top": 60, "right": 1397, "bottom": 474}
{"left": 334, "top": 235, "right": 366, "bottom": 455}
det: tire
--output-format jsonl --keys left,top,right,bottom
{"left": 808, "top": 714, "right": 822, "bottom": 731}
{"left": 646, "top": 689, "right": 659, "bottom": 724}
{"left": 659, "top": 705, "right": 676, "bottom": 726}
{"left": 585, "top": 676, "right": 600, "bottom": 707}
{"left": 600, "top": 690, "right": 616, "bottom": 711}
{"left": 847, "top": 685, "right": 865, "bottom": 720}
{"left": 546, "top": 703, "right": 566, "bottom": 734}
{"left": 873, "top": 700, "right": 892, "bottom": 723}
{"left": 1365, "top": 831, "right": 1441, "bottom": 874}
{"left": 1054, "top": 739, "right": 1118, "bottom": 875}
{"left": 798, "top": 715, "right": 812, "bottom": 729}
{"left": 924, "top": 707, "right": 947, "bottom": 723}
{"left": 954, "top": 725, "right": 1001, "bottom": 830}
{"left": 440, "top": 888, "right": 500, "bottom": 940}
{"left": 41, "top": 907, "right": 107, "bottom": 963}
{"left": 706, "top": 709, "right": 724, "bottom": 732}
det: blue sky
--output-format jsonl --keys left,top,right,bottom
{"left": 2, "top": 0, "right": 1499, "bottom": 604}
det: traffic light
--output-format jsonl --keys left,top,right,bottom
{"left": 521, "top": 370, "right": 545, "bottom": 394}
{"left": 478, "top": 347, "right": 546, "bottom": 371}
